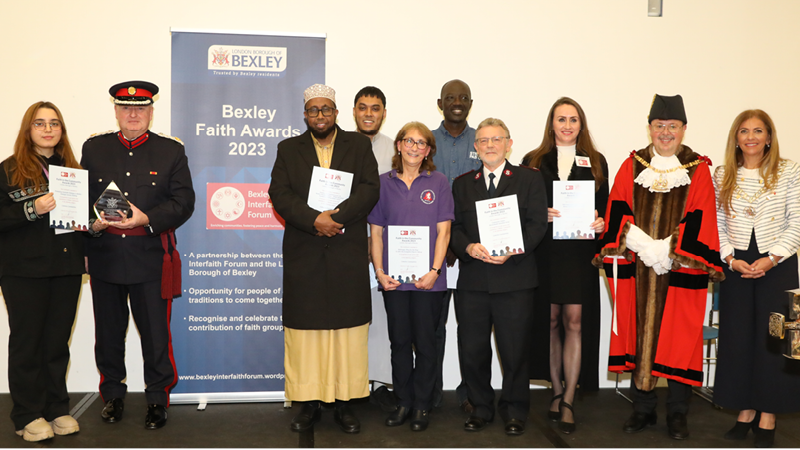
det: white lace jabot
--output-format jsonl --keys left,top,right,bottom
{"left": 634, "top": 147, "right": 692, "bottom": 193}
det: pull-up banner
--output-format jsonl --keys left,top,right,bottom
{"left": 170, "top": 29, "right": 325, "bottom": 403}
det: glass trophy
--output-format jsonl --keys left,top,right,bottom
{"left": 93, "top": 181, "right": 130, "bottom": 222}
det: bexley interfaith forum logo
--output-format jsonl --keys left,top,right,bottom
{"left": 208, "top": 45, "right": 287, "bottom": 78}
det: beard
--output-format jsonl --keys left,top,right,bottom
{"left": 305, "top": 118, "right": 336, "bottom": 140}
{"left": 357, "top": 118, "right": 382, "bottom": 137}
{"left": 357, "top": 127, "right": 378, "bottom": 137}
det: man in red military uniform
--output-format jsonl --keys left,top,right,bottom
{"left": 595, "top": 94, "right": 723, "bottom": 440}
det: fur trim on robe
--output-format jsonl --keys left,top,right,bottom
{"left": 595, "top": 146, "right": 724, "bottom": 390}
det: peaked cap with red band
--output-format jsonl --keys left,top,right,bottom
{"left": 109, "top": 80, "right": 159, "bottom": 106}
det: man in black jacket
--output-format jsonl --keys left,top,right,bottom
{"left": 82, "top": 81, "right": 195, "bottom": 430}
{"left": 450, "top": 118, "right": 547, "bottom": 436}
{"left": 269, "top": 84, "right": 379, "bottom": 434}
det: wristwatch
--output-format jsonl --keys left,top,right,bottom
{"left": 431, "top": 267, "right": 441, "bottom": 275}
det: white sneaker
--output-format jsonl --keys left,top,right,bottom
{"left": 15, "top": 417, "right": 54, "bottom": 442}
{"left": 50, "top": 415, "right": 80, "bottom": 435}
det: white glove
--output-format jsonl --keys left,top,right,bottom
{"left": 639, "top": 237, "right": 673, "bottom": 272}
{"left": 625, "top": 225, "right": 652, "bottom": 253}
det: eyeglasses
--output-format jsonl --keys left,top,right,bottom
{"left": 652, "top": 123, "right": 683, "bottom": 133}
{"left": 476, "top": 136, "right": 508, "bottom": 146}
{"left": 305, "top": 107, "right": 335, "bottom": 117}
{"left": 32, "top": 120, "right": 62, "bottom": 130}
{"left": 402, "top": 138, "right": 428, "bottom": 149}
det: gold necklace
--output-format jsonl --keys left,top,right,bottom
{"left": 733, "top": 162, "right": 785, "bottom": 217}
{"left": 634, "top": 154, "right": 702, "bottom": 192}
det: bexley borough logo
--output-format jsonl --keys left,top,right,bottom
{"left": 208, "top": 45, "right": 287, "bottom": 78}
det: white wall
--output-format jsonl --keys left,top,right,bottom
{"left": 1, "top": 0, "right": 799, "bottom": 394}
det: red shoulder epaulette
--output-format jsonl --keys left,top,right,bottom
{"left": 456, "top": 170, "right": 479, "bottom": 181}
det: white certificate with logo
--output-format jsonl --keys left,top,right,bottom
{"left": 307, "top": 166, "right": 353, "bottom": 212}
{"left": 476, "top": 194, "right": 525, "bottom": 256}
{"left": 552, "top": 180, "right": 594, "bottom": 240}
{"left": 387, "top": 225, "right": 429, "bottom": 284}
{"left": 48, "top": 165, "right": 89, "bottom": 234}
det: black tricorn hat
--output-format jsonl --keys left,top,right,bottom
{"left": 648, "top": 94, "right": 687, "bottom": 124}
{"left": 109, "top": 81, "right": 159, "bottom": 106}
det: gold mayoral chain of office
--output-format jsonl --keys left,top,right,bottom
{"left": 731, "top": 161, "right": 786, "bottom": 218}
{"left": 633, "top": 153, "right": 702, "bottom": 193}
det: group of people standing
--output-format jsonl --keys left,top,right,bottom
{"left": 2, "top": 77, "right": 798, "bottom": 449}
{"left": 271, "top": 81, "right": 800, "bottom": 449}
{"left": 1, "top": 82, "right": 195, "bottom": 441}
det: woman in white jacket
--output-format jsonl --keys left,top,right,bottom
{"left": 713, "top": 109, "right": 800, "bottom": 448}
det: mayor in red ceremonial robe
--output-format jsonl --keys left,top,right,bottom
{"left": 594, "top": 94, "right": 723, "bottom": 441}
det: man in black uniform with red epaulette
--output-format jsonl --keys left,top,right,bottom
{"left": 82, "top": 81, "right": 195, "bottom": 430}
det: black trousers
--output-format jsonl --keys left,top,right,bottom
{"left": 3, "top": 275, "right": 81, "bottom": 430}
{"left": 455, "top": 289, "right": 534, "bottom": 422}
{"left": 434, "top": 289, "right": 468, "bottom": 405}
{"left": 631, "top": 378, "right": 692, "bottom": 415}
{"left": 383, "top": 290, "right": 444, "bottom": 411}
{"left": 91, "top": 278, "right": 176, "bottom": 406}
{"left": 714, "top": 235, "right": 800, "bottom": 413}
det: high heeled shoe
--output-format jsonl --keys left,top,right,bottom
{"left": 557, "top": 401, "right": 576, "bottom": 434}
{"left": 755, "top": 424, "right": 776, "bottom": 448}
{"left": 547, "top": 394, "right": 564, "bottom": 422}
{"left": 724, "top": 411, "right": 760, "bottom": 440}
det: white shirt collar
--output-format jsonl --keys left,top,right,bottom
{"left": 483, "top": 163, "right": 506, "bottom": 190}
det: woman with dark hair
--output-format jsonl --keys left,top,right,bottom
{"left": 0, "top": 102, "right": 85, "bottom": 442}
{"left": 713, "top": 109, "right": 800, "bottom": 448}
{"left": 522, "top": 97, "right": 608, "bottom": 434}
{"left": 368, "top": 122, "right": 453, "bottom": 432}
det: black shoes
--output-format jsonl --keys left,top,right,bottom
{"left": 101, "top": 398, "right": 124, "bottom": 423}
{"left": 369, "top": 385, "right": 398, "bottom": 413}
{"left": 409, "top": 409, "right": 429, "bottom": 432}
{"left": 504, "top": 418, "right": 525, "bottom": 436}
{"left": 290, "top": 402, "right": 359, "bottom": 434}
{"left": 558, "top": 401, "right": 576, "bottom": 434}
{"left": 666, "top": 412, "right": 689, "bottom": 440}
{"left": 385, "top": 406, "right": 410, "bottom": 427}
{"left": 755, "top": 425, "right": 776, "bottom": 448}
{"left": 290, "top": 402, "right": 321, "bottom": 432}
{"left": 548, "top": 394, "right": 564, "bottom": 421}
{"left": 334, "top": 404, "right": 361, "bottom": 434}
{"left": 623, "top": 411, "right": 657, "bottom": 433}
{"left": 724, "top": 411, "right": 760, "bottom": 440}
{"left": 464, "top": 415, "right": 488, "bottom": 432}
{"left": 145, "top": 404, "right": 167, "bottom": 430}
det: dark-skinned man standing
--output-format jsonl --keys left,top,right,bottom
{"left": 269, "top": 84, "right": 380, "bottom": 434}
{"left": 430, "top": 79, "right": 481, "bottom": 412}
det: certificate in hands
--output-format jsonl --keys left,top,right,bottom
{"left": 387, "top": 225, "right": 429, "bottom": 284}
{"left": 307, "top": 166, "right": 353, "bottom": 212}
{"left": 552, "top": 180, "right": 594, "bottom": 240}
{"left": 475, "top": 194, "right": 525, "bottom": 256}
{"left": 49, "top": 165, "right": 89, "bottom": 233}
